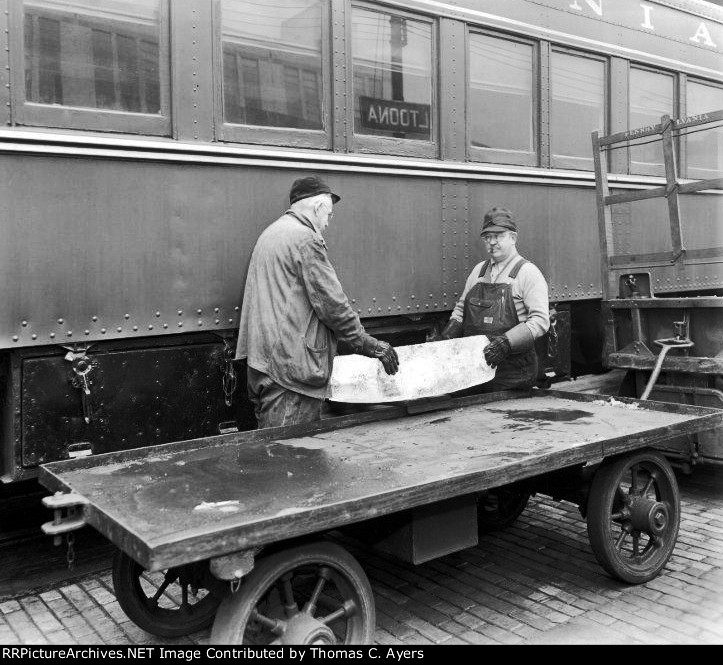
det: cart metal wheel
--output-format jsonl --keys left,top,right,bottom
{"left": 477, "top": 485, "right": 530, "bottom": 532}
{"left": 112, "top": 549, "right": 227, "bottom": 638}
{"left": 587, "top": 450, "right": 680, "bottom": 584}
{"left": 211, "top": 541, "right": 375, "bottom": 645}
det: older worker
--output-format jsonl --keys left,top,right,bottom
{"left": 235, "top": 176, "right": 399, "bottom": 428}
{"left": 439, "top": 207, "right": 549, "bottom": 391}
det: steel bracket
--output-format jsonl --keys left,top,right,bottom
{"left": 617, "top": 341, "right": 654, "bottom": 356}
{"left": 41, "top": 492, "right": 89, "bottom": 544}
{"left": 209, "top": 547, "right": 263, "bottom": 581}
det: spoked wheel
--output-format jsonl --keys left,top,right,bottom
{"left": 211, "top": 541, "right": 375, "bottom": 645}
{"left": 112, "top": 549, "right": 227, "bottom": 637}
{"left": 587, "top": 450, "right": 680, "bottom": 584}
{"left": 477, "top": 484, "right": 530, "bottom": 532}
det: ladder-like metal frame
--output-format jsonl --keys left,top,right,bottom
{"left": 592, "top": 110, "right": 723, "bottom": 300}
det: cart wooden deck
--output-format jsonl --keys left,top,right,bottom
{"left": 39, "top": 390, "right": 723, "bottom": 573}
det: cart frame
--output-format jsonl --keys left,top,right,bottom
{"left": 38, "top": 389, "right": 723, "bottom": 644}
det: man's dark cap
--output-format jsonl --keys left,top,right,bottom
{"left": 289, "top": 176, "right": 341, "bottom": 206}
{"left": 481, "top": 207, "right": 517, "bottom": 235}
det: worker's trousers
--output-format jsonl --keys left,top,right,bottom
{"left": 247, "top": 367, "right": 323, "bottom": 429}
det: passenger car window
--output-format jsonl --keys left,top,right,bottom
{"left": 221, "top": 0, "right": 324, "bottom": 131}
{"left": 352, "top": 6, "right": 433, "bottom": 142}
{"left": 23, "top": 0, "right": 162, "bottom": 114}
{"left": 469, "top": 33, "right": 535, "bottom": 164}
{"left": 686, "top": 80, "right": 723, "bottom": 177}
{"left": 629, "top": 68, "right": 675, "bottom": 174}
{"left": 551, "top": 50, "right": 605, "bottom": 169}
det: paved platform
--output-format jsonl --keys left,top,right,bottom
{"left": 1, "top": 461, "right": 721, "bottom": 646}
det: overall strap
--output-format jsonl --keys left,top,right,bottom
{"left": 478, "top": 260, "right": 491, "bottom": 279}
{"left": 508, "top": 257, "right": 529, "bottom": 279}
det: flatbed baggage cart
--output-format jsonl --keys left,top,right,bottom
{"left": 38, "top": 389, "right": 723, "bottom": 644}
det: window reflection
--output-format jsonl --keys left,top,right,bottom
{"left": 221, "top": 0, "right": 324, "bottom": 130}
{"left": 687, "top": 81, "right": 723, "bottom": 175}
{"left": 551, "top": 52, "right": 605, "bottom": 163}
{"left": 352, "top": 7, "right": 432, "bottom": 140}
{"left": 469, "top": 34, "right": 534, "bottom": 154}
{"left": 630, "top": 68, "right": 674, "bottom": 170}
{"left": 23, "top": 0, "right": 161, "bottom": 113}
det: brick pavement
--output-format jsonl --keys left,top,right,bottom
{"left": 1, "top": 464, "right": 722, "bottom": 645}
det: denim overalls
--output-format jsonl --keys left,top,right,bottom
{"left": 462, "top": 257, "right": 538, "bottom": 390}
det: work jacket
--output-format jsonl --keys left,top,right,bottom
{"left": 235, "top": 211, "right": 365, "bottom": 398}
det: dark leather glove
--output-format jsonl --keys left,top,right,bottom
{"left": 439, "top": 319, "right": 464, "bottom": 340}
{"left": 484, "top": 335, "right": 511, "bottom": 368}
{"left": 360, "top": 334, "right": 400, "bottom": 375}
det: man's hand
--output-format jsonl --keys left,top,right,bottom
{"left": 484, "top": 335, "right": 511, "bottom": 368}
{"left": 360, "top": 335, "right": 400, "bottom": 375}
{"left": 372, "top": 340, "right": 400, "bottom": 375}
{"left": 439, "top": 319, "right": 464, "bottom": 340}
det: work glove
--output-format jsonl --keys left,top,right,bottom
{"left": 439, "top": 319, "right": 463, "bottom": 340}
{"left": 359, "top": 334, "right": 400, "bottom": 375}
{"left": 484, "top": 335, "right": 511, "bottom": 368}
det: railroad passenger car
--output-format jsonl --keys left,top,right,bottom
{"left": 0, "top": 0, "right": 721, "bottom": 504}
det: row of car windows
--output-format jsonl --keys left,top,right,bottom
{"left": 17, "top": 0, "right": 723, "bottom": 175}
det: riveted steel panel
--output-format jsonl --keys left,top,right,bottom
{"left": 439, "top": 18, "right": 466, "bottom": 162}
{"left": 326, "top": 172, "right": 448, "bottom": 317}
{"left": 172, "top": 0, "right": 214, "bottom": 141}
{"left": 440, "top": 180, "right": 471, "bottom": 307}
{"left": 467, "top": 181, "right": 603, "bottom": 301}
{"left": 1, "top": 154, "right": 462, "bottom": 349}
{"left": 332, "top": 0, "right": 352, "bottom": 152}
{"left": 0, "top": 2, "right": 9, "bottom": 128}
{"left": 608, "top": 192, "right": 723, "bottom": 294}
{"left": 0, "top": 154, "right": 307, "bottom": 348}
{"left": 20, "top": 342, "right": 255, "bottom": 469}
{"left": 609, "top": 57, "right": 629, "bottom": 174}
{"left": 539, "top": 40, "right": 551, "bottom": 168}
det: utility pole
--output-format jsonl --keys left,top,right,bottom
{"left": 390, "top": 15, "right": 407, "bottom": 137}
{"left": 389, "top": 15, "right": 406, "bottom": 101}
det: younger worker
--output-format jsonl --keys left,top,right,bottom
{"left": 439, "top": 207, "right": 549, "bottom": 390}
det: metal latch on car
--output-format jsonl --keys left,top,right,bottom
{"left": 65, "top": 351, "right": 94, "bottom": 424}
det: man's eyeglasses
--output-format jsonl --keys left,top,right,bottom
{"left": 481, "top": 232, "right": 508, "bottom": 244}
